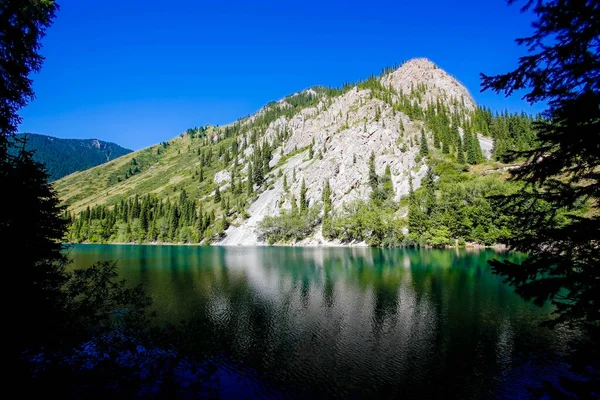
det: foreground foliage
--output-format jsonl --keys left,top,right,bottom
{"left": 482, "top": 0, "right": 600, "bottom": 396}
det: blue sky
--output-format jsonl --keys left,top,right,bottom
{"left": 20, "top": 0, "right": 539, "bottom": 150}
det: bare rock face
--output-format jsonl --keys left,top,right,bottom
{"left": 213, "top": 170, "right": 231, "bottom": 186}
{"left": 217, "top": 58, "right": 479, "bottom": 246}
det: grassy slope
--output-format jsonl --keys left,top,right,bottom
{"left": 55, "top": 127, "right": 238, "bottom": 213}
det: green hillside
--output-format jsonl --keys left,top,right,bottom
{"left": 56, "top": 60, "right": 538, "bottom": 246}
{"left": 12, "top": 133, "right": 132, "bottom": 181}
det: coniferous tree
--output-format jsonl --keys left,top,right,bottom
{"left": 457, "top": 136, "right": 465, "bottom": 163}
{"left": 246, "top": 172, "right": 253, "bottom": 196}
{"left": 407, "top": 176, "right": 425, "bottom": 240}
{"left": 214, "top": 185, "right": 221, "bottom": 203}
{"left": 230, "top": 168, "right": 236, "bottom": 193}
{"left": 442, "top": 139, "right": 449, "bottom": 154}
{"left": 290, "top": 194, "right": 298, "bottom": 215}
{"left": 465, "top": 130, "right": 479, "bottom": 165}
{"left": 323, "top": 180, "right": 332, "bottom": 215}
{"left": 368, "top": 151, "right": 378, "bottom": 191}
{"left": 482, "top": 1, "right": 600, "bottom": 393}
{"left": 423, "top": 167, "right": 437, "bottom": 219}
{"left": 220, "top": 213, "right": 229, "bottom": 232}
{"left": 300, "top": 178, "right": 308, "bottom": 214}
{"left": 381, "top": 165, "right": 393, "bottom": 199}
{"left": 419, "top": 129, "right": 429, "bottom": 157}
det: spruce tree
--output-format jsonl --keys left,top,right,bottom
{"left": 290, "top": 194, "right": 298, "bottom": 215}
{"left": 300, "top": 178, "right": 308, "bottom": 214}
{"left": 368, "top": 151, "right": 378, "bottom": 191}
{"left": 246, "top": 174, "right": 253, "bottom": 196}
{"left": 419, "top": 129, "right": 429, "bottom": 157}
{"left": 407, "top": 176, "right": 425, "bottom": 240}
{"left": 382, "top": 165, "right": 393, "bottom": 199}
{"left": 442, "top": 139, "right": 449, "bottom": 154}
{"left": 323, "top": 180, "right": 332, "bottom": 215}
{"left": 482, "top": 1, "right": 600, "bottom": 393}
{"left": 230, "top": 168, "right": 236, "bottom": 193}
{"left": 465, "top": 131, "right": 478, "bottom": 164}
{"left": 214, "top": 185, "right": 221, "bottom": 203}
{"left": 457, "top": 136, "right": 465, "bottom": 163}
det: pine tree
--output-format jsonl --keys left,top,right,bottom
{"left": 290, "top": 194, "right": 298, "bottom": 215}
{"left": 472, "top": 132, "right": 484, "bottom": 162}
{"left": 407, "top": 176, "right": 424, "bottom": 240}
{"left": 382, "top": 165, "right": 393, "bottom": 198}
{"left": 442, "top": 138, "right": 449, "bottom": 154}
{"left": 283, "top": 173, "right": 288, "bottom": 191}
{"left": 368, "top": 151, "right": 378, "bottom": 190}
{"left": 230, "top": 168, "right": 236, "bottom": 193}
{"left": 482, "top": 2, "right": 600, "bottom": 394}
{"left": 300, "top": 178, "right": 308, "bottom": 214}
{"left": 419, "top": 129, "right": 429, "bottom": 157}
{"left": 246, "top": 173, "right": 253, "bottom": 196}
{"left": 424, "top": 167, "right": 437, "bottom": 218}
{"left": 323, "top": 180, "right": 332, "bottom": 215}
{"left": 457, "top": 136, "right": 465, "bottom": 163}
{"left": 214, "top": 185, "right": 221, "bottom": 203}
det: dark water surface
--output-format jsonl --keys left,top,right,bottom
{"left": 69, "top": 245, "right": 571, "bottom": 399}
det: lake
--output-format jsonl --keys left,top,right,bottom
{"left": 68, "top": 245, "right": 571, "bottom": 399}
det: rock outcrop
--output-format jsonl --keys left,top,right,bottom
{"left": 218, "top": 58, "right": 486, "bottom": 245}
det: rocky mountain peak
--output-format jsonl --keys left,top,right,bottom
{"left": 381, "top": 58, "right": 475, "bottom": 112}
{"left": 56, "top": 59, "right": 492, "bottom": 246}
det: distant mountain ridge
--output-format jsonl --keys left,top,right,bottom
{"left": 12, "top": 133, "right": 132, "bottom": 181}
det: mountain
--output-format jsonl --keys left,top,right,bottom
{"left": 12, "top": 133, "right": 132, "bottom": 181}
{"left": 56, "top": 58, "right": 536, "bottom": 246}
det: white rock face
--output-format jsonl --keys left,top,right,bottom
{"left": 213, "top": 170, "right": 231, "bottom": 186}
{"left": 478, "top": 134, "right": 494, "bottom": 159}
{"left": 216, "top": 58, "right": 481, "bottom": 246}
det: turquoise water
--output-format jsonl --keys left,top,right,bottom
{"left": 69, "top": 245, "right": 571, "bottom": 399}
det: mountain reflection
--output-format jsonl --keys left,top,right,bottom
{"left": 69, "top": 245, "right": 566, "bottom": 399}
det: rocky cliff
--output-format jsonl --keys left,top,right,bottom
{"left": 56, "top": 58, "right": 492, "bottom": 246}
{"left": 217, "top": 58, "right": 484, "bottom": 245}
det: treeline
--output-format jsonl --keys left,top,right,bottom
{"left": 406, "top": 162, "right": 514, "bottom": 246}
{"left": 258, "top": 179, "right": 321, "bottom": 244}
{"left": 67, "top": 190, "right": 230, "bottom": 244}
{"left": 11, "top": 133, "right": 132, "bottom": 181}
{"left": 472, "top": 107, "right": 538, "bottom": 161}
{"left": 259, "top": 158, "right": 517, "bottom": 247}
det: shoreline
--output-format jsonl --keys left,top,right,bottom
{"left": 64, "top": 241, "right": 509, "bottom": 250}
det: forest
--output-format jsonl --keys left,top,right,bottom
{"left": 65, "top": 96, "right": 538, "bottom": 248}
{"left": 11, "top": 133, "right": 131, "bottom": 181}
